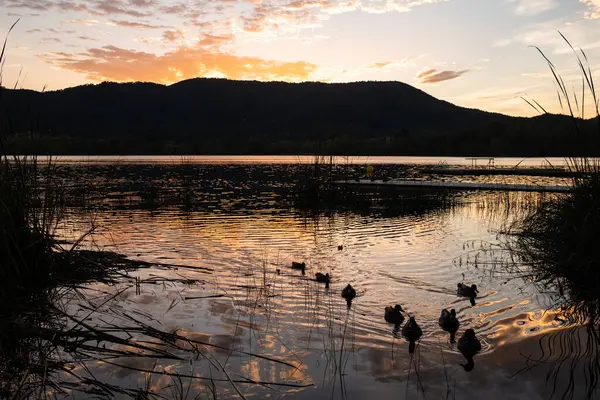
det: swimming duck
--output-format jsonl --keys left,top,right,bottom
{"left": 315, "top": 272, "right": 331, "bottom": 288}
{"left": 384, "top": 304, "right": 405, "bottom": 325}
{"left": 438, "top": 309, "right": 460, "bottom": 343}
{"left": 401, "top": 316, "right": 423, "bottom": 354}
{"left": 341, "top": 284, "right": 356, "bottom": 307}
{"left": 457, "top": 283, "right": 479, "bottom": 306}
{"left": 291, "top": 262, "right": 306, "bottom": 275}
{"left": 457, "top": 328, "right": 482, "bottom": 372}
{"left": 291, "top": 261, "right": 306, "bottom": 270}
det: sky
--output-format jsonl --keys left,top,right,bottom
{"left": 1, "top": 0, "right": 600, "bottom": 117}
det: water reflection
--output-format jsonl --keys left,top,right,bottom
{"left": 457, "top": 328, "right": 482, "bottom": 372}
{"left": 401, "top": 316, "right": 423, "bottom": 354}
{"left": 463, "top": 189, "right": 600, "bottom": 398}
{"left": 341, "top": 284, "right": 357, "bottom": 308}
{"left": 33, "top": 162, "right": 592, "bottom": 399}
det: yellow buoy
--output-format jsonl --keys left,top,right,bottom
{"left": 367, "top": 165, "right": 374, "bottom": 177}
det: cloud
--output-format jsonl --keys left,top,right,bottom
{"left": 237, "top": 0, "right": 448, "bottom": 36}
{"left": 40, "top": 37, "right": 62, "bottom": 44}
{"left": 510, "top": 0, "right": 557, "bottom": 16}
{"left": 417, "top": 68, "right": 469, "bottom": 84}
{"left": 493, "top": 19, "right": 600, "bottom": 54}
{"left": 1, "top": 0, "right": 153, "bottom": 16}
{"left": 40, "top": 39, "right": 318, "bottom": 84}
{"left": 108, "top": 19, "right": 169, "bottom": 29}
{"left": 580, "top": 0, "right": 600, "bottom": 18}
{"left": 162, "top": 29, "right": 185, "bottom": 42}
{"left": 63, "top": 19, "right": 100, "bottom": 25}
{"left": 368, "top": 56, "right": 421, "bottom": 70}
{"left": 8, "top": 0, "right": 454, "bottom": 87}
{"left": 370, "top": 62, "right": 394, "bottom": 68}
{"left": 93, "top": 0, "right": 151, "bottom": 17}
{"left": 3, "top": 0, "right": 451, "bottom": 43}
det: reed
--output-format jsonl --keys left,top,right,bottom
{"left": 459, "top": 35, "right": 600, "bottom": 400}
{"left": 516, "top": 35, "right": 600, "bottom": 328}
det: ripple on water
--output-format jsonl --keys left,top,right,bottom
{"left": 56, "top": 166, "right": 563, "bottom": 398}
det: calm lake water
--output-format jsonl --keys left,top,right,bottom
{"left": 52, "top": 157, "right": 588, "bottom": 399}
{"left": 44, "top": 155, "right": 571, "bottom": 166}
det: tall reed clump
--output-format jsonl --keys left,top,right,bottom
{"left": 295, "top": 153, "right": 339, "bottom": 209}
{"left": 0, "top": 20, "right": 62, "bottom": 302}
{"left": 504, "top": 34, "right": 600, "bottom": 400}
{"left": 514, "top": 34, "right": 600, "bottom": 323}
{"left": 0, "top": 22, "right": 69, "bottom": 396}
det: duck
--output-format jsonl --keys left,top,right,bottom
{"left": 401, "top": 316, "right": 423, "bottom": 354}
{"left": 457, "top": 283, "right": 479, "bottom": 306}
{"left": 438, "top": 309, "right": 460, "bottom": 343}
{"left": 315, "top": 272, "right": 331, "bottom": 288}
{"left": 384, "top": 304, "right": 405, "bottom": 325}
{"left": 341, "top": 284, "right": 356, "bottom": 307}
{"left": 457, "top": 329, "right": 482, "bottom": 372}
{"left": 291, "top": 261, "right": 306, "bottom": 275}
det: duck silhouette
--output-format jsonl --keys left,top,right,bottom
{"left": 341, "top": 284, "right": 356, "bottom": 307}
{"left": 401, "top": 316, "right": 423, "bottom": 354}
{"left": 457, "top": 328, "right": 482, "bottom": 372}
{"left": 315, "top": 272, "right": 331, "bottom": 288}
{"left": 438, "top": 308, "right": 460, "bottom": 343}
{"left": 384, "top": 304, "right": 405, "bottom": 326}
{"left": 457, "top": 283, "right": 479, "bottom": 306}
{"left": 291, "top": 261, "right": 306, "bottom": 275}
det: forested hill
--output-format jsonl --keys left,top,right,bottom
{"left": 0, "top": 78, "right": 596, "bottom": 156}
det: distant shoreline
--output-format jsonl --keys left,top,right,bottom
{"left": 6, "top": 155, "right": 577, "bottom": 167}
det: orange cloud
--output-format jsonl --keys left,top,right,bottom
{"left": 417, "top": 68, "right": 469, "bottom": 84}
{"left": 41, "top": 42, "right": 318, "bottom": 84}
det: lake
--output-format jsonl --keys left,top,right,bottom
{"left": 49, "top": 156, "right": 590, "bottom": 399}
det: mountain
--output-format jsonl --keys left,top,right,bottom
{"left": 0, "top": 78, "right": 596, "bottom": 156}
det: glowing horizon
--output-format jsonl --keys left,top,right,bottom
{"left": 2, "top": 0, "right": 600, "bottom": 117}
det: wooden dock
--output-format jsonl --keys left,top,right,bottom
{"left": 425, "top": 168, "right": 580, "bottom": 178}
{"left": 335, "top": 179, "right": 572, "bottom": 193}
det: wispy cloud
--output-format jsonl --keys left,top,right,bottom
{"left": 509, "top": 0, "right": 557, "bottom": 16}
{"left": 368, "top": 56, "right": 423, "bottom": 70}
{"left": 107, "top": 19, "right": 170, "bottom": 29}
{"left": 40, "top": 37, "right": 62, "bottom": 44}
{"left": 493, "top": 19, "right": 600, "bottom": 54}
{"left": 417, "top": 68, "right": 469, "bottom": 84}
{"left": 63, "top": 19, "right": 100, "bottom": 26}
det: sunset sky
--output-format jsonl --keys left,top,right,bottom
{"left": 2, "top": 0, "right": 600, "bottom": 116}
